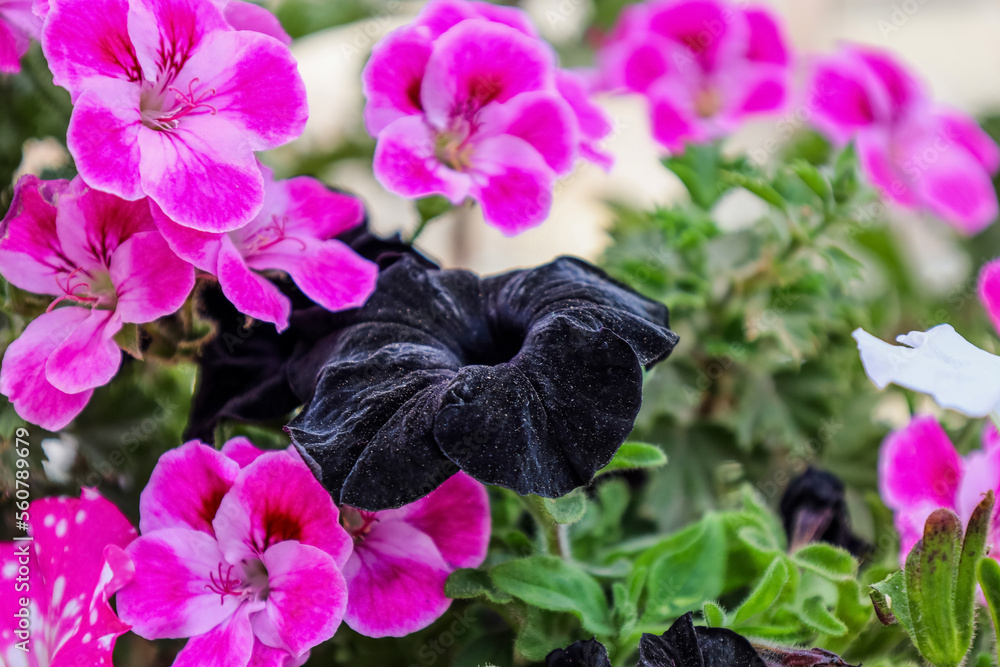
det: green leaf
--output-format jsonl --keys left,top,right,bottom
{"left": 870, "top": 571, "right": 911, "bottom": 634}
{"left": 702, "top": 601, "right": 726, "bottom": 628}
{"left": 721, "top": 170, "right": 787, "bottom": 210}
{"left": 491, "top": 556, "right": 612, "bottom": 635}
{"left": 795, "top": 596, "right": 848, "bottom": 637}
{"left": 790, "top": 160, "right": 832, "bottom": 203}
{"left": 918, "top": 509, "right": 964, "bottom": 665}
{"left": 641, "top": 514, "right": 727, "bottom": 621}
{"left": 445, "top": 568, "right": 513, "bottom": 604}
{"left": 978, "top": 558, "right": 1000, "bottom": 667}
{"left": 732, "top": 557, "right": 790, "bottom": 626}
{"left": 791, "top": 543, "right": 858, "bottom": 582}
{"left": 832, "top": 142, "right": 859, "bottom": 203}
{"left": 956, "top": 491, "right": 994, "bottom": 649}
{"left": 542, "top": 488, "right": 588, "bottom": 525}
{"left": 662, "top": 143, "right": 730, "bottom": 210}
{"left": 114, "top": 322, "right": 143, "bottom": 360}
{"left": 596, "top": 442, "right": 668, "bottom": 476}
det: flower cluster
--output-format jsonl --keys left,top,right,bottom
{"left": 363, "top": 0, "right": 612, "bottom": 235}
{"left": 115, "top": 437, "right": 489, "bottom": 666}
{"left": 809, "top": 44, "right": 1000, "bottom": 233}
{"left": 597, "top": 0, "right": 792, "bottom": 152}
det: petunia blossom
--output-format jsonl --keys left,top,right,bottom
{"left": 340, "top": 471, "right": 490, "bottom": 638}
{"left": 364, "top": 0, "right": 611, "bottom": 234}
{"left": 879, "top": 415, "right": 1000, "bottom": 566}
{"left": 40, "top": 0, "right": 307, "bottom": 232}
{"left": 117, "top": 438, "right": 352, "bottom": 667}
{"left": 0, "top": 0, "right": 41, "bottom": 73}
{"left": 809, "top": 44, "right": 999, "bottom": 233}
{"left": 287, "top": 255, "right": 679, "bottom": 510}
{"left": 1, "top": 489, "right": 137, "bottom": 667}
{"left": 152, "top": 166, "right": 378, "bottom": 331}
{"left": 597, "top": 0, "right": 792, "bottom": 152}
{"left": 0, "top": 175, "right": 195, "bottom": 431}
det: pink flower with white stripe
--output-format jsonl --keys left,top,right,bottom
{"left": 597, "top": 0, "right": 792, "bottom": 151}
{"left": 40, "top": 0, "right": 307, "bottom": 232}
{"left": 810, "top": 44, "right": 999, "bottom": 234}
{"left": 364, "top": 0, "right": 610, "bottom": 234}
{"left": 152, "top": 166, "right": 378, "bottom": 331}
{"left": 1, "top": 489, "right": 136, "bottom": 667}
{"left": 117, "top": 438, "right": 352, "bottom": 667}
{"left": 340, "top": 471, "right": 490, "bottom": 638}
{"left": 0, "top": 0, "right": 41, "bottom": 73}
{"left": 880, "top": 416, "right": 1000, "bottom": 566}
{"left": 0, "top": 175, "right": 195, "bottom": 431}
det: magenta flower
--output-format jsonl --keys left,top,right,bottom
{"left": 117, "top": 438, "right": 352, "bottom": 667}
{"left": 0, "top": 175, "right": 195, "bottom": 431}
{"left": 217, "top": 0, "right": 291, "bottom": 45}
{"left": 810, "top": 44, "right": 999, "bottom": 233}
{"left": 979, "top": 259, "right": 1000, "bottom": 336}
{"left": 0, "top": 0, "right": 41, "bottom": 73}
{"left": 879, "top": 415, "right": 1000, "bottom": 565}
{"left": 152, "top": 166, "right": 378, "bottom": 330}
{"left": 364, "top": 0, "right": 610, "bottom": 234}
{"left": 1, "top": 489, "right": 137, "bottom": 667}
{"left": 339, "top": 471, "right": 490, "bottom": 638}
{"left": 597, "top": 0, "right": 792, "bottom": 152}
{"left": 40, "top": 0, "right": 307, "bottom": 232}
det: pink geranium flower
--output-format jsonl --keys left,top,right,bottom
{"left": 0, "top": 175, "right": 194, "bottom": 431}
{"left": 117, "top": 438, "right": 352, "bottom": 667}
{"left": 879, "top": 415, "right": 1000, "bottom": 565}
{"left": 597, "top": 0, "right": 792, "bottom": 152}
{"left": 364, "top": 0, "right": 610, "bottom": 234}
{"left": 0, "top": 0, "right": 41, "bottom": 73}
{"left": 1, "top": 489, "right": 137, "bottom": 667}
{"left": 152, "top": 166, "right": 378, "bottom": 330}
{"left": 810, "top": 44, "right": 999, "bottom": 234}
{"left": 40, "top": 0, "right": 307, "bottom": 232}
{"left": 340, "top": 471, "right": 490, "bottom": 638}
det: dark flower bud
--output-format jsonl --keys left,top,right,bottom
{"left": 546, "top": 638, "right": 612, "bottom": 667}
{"left": 751, "top": 644, "right": 859, "bottom": 667}
{"left": 638, "top": 613, "right": 765, "bottom": 667}
{"left": 779, "top": 467, "right": 872, "bottom": 559}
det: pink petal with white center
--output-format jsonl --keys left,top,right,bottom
{"left": 110, "top": 231, "right": 194, "bottom": 323}
{"left": 373, "top": 115, "right": 472, "bottom": 203}
{"left": 979, "top": 259, "right": 1000, "bottom": 337}
{"left": 415, "top": 0, "right": 537, "bottom": 39}
{"left": 55, "top": 176, "right": 155, "bottom": 275}
{"left": 223, "top": 0, "right": 291, "bottom": 45}
{"left": 937, "top": 109, "right": 1000, "bottom": 173}
{"left": 362, "top": 27, "right": 433, "bottom": 136}
{"left": 471, "top": 135, "right": 555, "bottom": 235}
{"left": 172, "top": 603, "right": 256, "bottom": 667}
{"left": 66, "top": 78, "right": 145, "bottom": 202}
{"left": 250, "top": 541, "right": 347, "bottom": 656}
{"left": 45, "top": 307, "right": 122, "bottom": 395}
{"left": 879, "top": 415, "right": 962, "bottom": 512}
{"left": 221, "top": 436, "right": 267, "bottom": 468}
{"left": 271, "top": 175, "right": 365, "bottom": 241}
{"left": 917, "top": 136, "right": 999, "bottom": 234}
{"left": 42, "top": 0, "right": 140, "bottom": 96}
{"left": 216, "top": 234, "right": 290, "bottom": 330}
{"left": 150, "top": 203, "right": 223, "bottom": 271}
{"left": 390, "top": 471, "right": 489, "bottom": 569}
{"left": 137, "top": 114, "right": 264, "bottom": 232}
{"left": 478, "top": 91, "right": 577, "bottom": 174}
{"left": 126, "top": 0, "right": 229, "bottom": 83}
{"left": 420, "top": 21, "right": 555, "bottom": 129}
{"left": 343, "top": 520, "right": 452, "bottom": 638}
{"left": 744, "top": 7, "right": 789, "bottom": 66}
{"left": 139, "top": 441, "right": 241, "bottom": 535}
{"left": 249, "top": 640, "right": 309, "bottom": 667}
{"left": 117, "top": 528, "right": 246, "bottom": 638}
{"left": 809, "top": 59, "right": 878, "bottom": 145}
{"left": 213, "top": 451, "right": 353, "bottom": 567}
{"left": 248, "top": 238, "right": 377, "bottom": 313}
{"left": 179, "top": 29, "right": 307, "bottom": 151}
{"left": 855, "top": 46, "right": 923, "bottom": 123}
{"left": 0, "top": 307, "right": 93, "bottom": 430}
{"left": 0, "top": 175, "right": 70, "bottom": 296}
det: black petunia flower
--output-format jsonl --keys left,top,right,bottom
{"left": 638, "top": 613, "right": 765, "bottom": 667}
{"left": 286, "top": 255, "right": 678, "bottom": 510}
{"left": 546, "top": 638, "right": 611, "bottom": 667}
{"left": 779, "top": 467, "right": 872, "bottom": 559}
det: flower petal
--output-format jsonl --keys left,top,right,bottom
{"left": 127, "top": 0, "right": 229, "bottom": 83}
{"left": 45, "top": 308, "right": 122, "bottom": 395}
{"left": 251, "top": 542, "right": 347, "bottom": 655}
{"left": 373, "top": 115, "right": 471, "bottom": 203}
{"left": 744, "top": 8, "right": 790, "bottom": 66}
{"left": 266, "top": 175, "right": 365, "bottom": 241}
{"left": 362, "top": 27, "right": 432, "bottom": 136}
{"left": 150, "top": 202, "right": 223, "bottom": 270}
{"left": 854, "top": 325, "right": 1000, "bottom": 417}
{"left": 343, "top": 521, "right": 451, "bottom": 638}
{"left": 0, "top": 307, "right": 94, "bottom": 430}
{"left": 139, "top": 441, "right": 241, "bottom": 535}
{"left": 216, "top": 234, "right": 291, "bottom": 330}
{"left": 979, "top": 259, "right": 1000, "bottom": 337}
{"left": 879, "top": 415, "right": 962, "bottom": 512}
{"left": 917, "top": 140, "right": 999, "bottom": 235}
{"left": 220, "top": 436, "right": 267, "bottom": 468}
{"left": 469, "top": 134, "right": 555, "bottom": 235}
{"left": 222, "top": 0, "right": 291, "bottom": 45}
{"left": 111, "top": 231, "right": 194, "bottom": 322}
{"left": 213, "top": 451, "right": 352, "bottom": 567}
{"left": 117, "top": 528, "right": 244, "bottom": 638}
{"left": 938, "top": 109, "right": 1000, "bottom": 173}
{"left": 477, "top": 91, "right": 578, "bottom": 174}
{"left": 171, "top": 603, "right": 256, "bottom": 667}
{"left": 0, "top": 175, "right": 70, "bottom": 296}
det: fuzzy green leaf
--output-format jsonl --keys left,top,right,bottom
{"left": 542, "top": 489, "right": 588, "bottom": 525}
{"left": 702, "top": 601, "right": 726, "bottom": 628}
{"left": 956, "top": 491, "right": 994, "bottom": 650}
{"left": 732, "top": 557, "right": 790, "bottom": 626}
{"left": 978, "top": 558, "right": 1000, "bottom": 667}
{"left": 597, "top": 442, "right": 668, "bottom": 476}
{"left": 445, "top": 568, "right": 513, "bottom": 604}
{"left": 796, "top": 597, "right": 848, "bottom": 637}
{"left": 791, "top": 543, "right": 858, "bottom": 582}
{"left": 918, "top": 509, "right": 964, "bottom": 665}
{"left": 870, "top": 570, "right": 911, "bottom": 635}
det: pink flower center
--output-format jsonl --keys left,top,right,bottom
{"left": 237, "top": 214, "right": 309, "bottom": 255}
{"left": 434, "top": 123, "right": 476, "bottom": 172}
{"left": 340, "top": 507, "right": 379, "bottom": 542}
{"left": 141, "top": 77, "right": 218, "bottom": 131}
{"left": 694, "top": 86, "right": 722, "bottom": 118}
{"left": 204, "top": 559, "right": 270, "bottom": 605}
{"left": 47, "top": 268, "right": 117, "bottom": 313}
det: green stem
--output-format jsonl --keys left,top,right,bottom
{"left": 407, "top": 214, "right": 435, "bottom": 244}
{"left": 523, "top": 495, "right": 565, "bottom": 558}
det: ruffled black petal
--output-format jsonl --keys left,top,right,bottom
{"left": 546, "top": 638, "right": 612, "bottom": 667}
{"left": 288, "top": 255, "right": 678, "bottom": 510}
{"left": 780, "top": 467, "right": 872, "bottom": 559}
{"left": 638, "top": 614, "right": 765, "bottom": 667}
